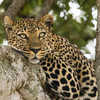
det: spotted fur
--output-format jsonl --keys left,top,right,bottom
{"left": 4, "top": 15, "right": 98, "bottom": 100}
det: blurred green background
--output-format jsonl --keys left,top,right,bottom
{"left": 0, "top": 0, "right": 97, "bottom": 49}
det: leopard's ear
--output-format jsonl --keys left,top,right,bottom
{"left": 4, "top": 16, "right": 13, "bottom": 25}
{"left": 40, "top": 14, "right": 53, "bottom": 30}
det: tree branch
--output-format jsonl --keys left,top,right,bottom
{"left": 37, "top": 0, "right": 55, "bottom": 17}
{"left": 0, "top": 46, "right": 51, "bottom": 100}
{"left": 4, "top": 0, "right": 26, "bottom": 18}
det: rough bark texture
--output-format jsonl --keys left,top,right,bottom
{"left": 0, "top": 45, "right": 51, "bottom": 100}
{"left": 96, "top": 0, "right": 100, "bottom": 100}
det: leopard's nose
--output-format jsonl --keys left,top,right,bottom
{"left": 30, "top": 48, "right": 40, "bottom": 54}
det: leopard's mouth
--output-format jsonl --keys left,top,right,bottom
{"left": 29, "top": 58, "right": 40, "bottom": 64}
{"left": 12, "top": 47, "right": 42, "bottom": 64}
{"left": 28, "top": 54, "right": 41, "bottom": 64}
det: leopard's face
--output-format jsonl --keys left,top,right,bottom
{"left": 4, "top": 15, "right": 56, "bottom": 64}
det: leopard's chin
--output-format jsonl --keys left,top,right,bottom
{"left": 29, "top": 58, "right": 40, "bottom": 64}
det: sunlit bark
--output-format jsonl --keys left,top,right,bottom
{"left": 0, "top": 46, "right": 50, "bottom": 100}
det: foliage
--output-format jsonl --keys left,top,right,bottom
{"left": 0, "top": 20, "right": 5, "bottom": 44}
{"left": 0, "top": 0, "right": 97, "bottom": 48}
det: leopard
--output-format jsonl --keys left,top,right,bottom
{"left": 4, "top": 14, "right": 98, "bottom": 100}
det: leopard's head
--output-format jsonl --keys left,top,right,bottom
{"left": 4, "top": 15, "right": 59, "bottom": 64}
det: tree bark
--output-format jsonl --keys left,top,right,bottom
{"left": 0, "top": 46, "right": 51, "bottom": 100}
{"left": 95, "top": 0, "right": 100, "bottom": 100}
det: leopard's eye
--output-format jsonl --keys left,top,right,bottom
{"left": 18, "top": 33, "right": 28, "bottom": 39}
{"left": 39, "top": 32, "right": 46, "bottom": 38}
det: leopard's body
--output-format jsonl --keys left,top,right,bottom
{"left": 4, "top": 15, "right": 98, "bottom": 100}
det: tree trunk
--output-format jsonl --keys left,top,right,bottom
{"left": 95, "top": 0, "right": 100, "bottom": 100}
{"left": 0, "top": 45, "right": 51, "bottom": 100}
